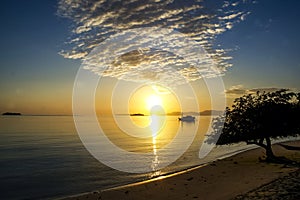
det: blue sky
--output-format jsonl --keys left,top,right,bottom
{"left": 219, "top": 0, "right": 300, "bottom": 91}
{"left": 0, "top": 0, "right": 299, "bottom": 114}
{"left": 0, "top": 0, "right": 79, "bottom": 114}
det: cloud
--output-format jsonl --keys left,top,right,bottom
{"left": 225, "top": 84, "right": 247, "bottom": 96}
{"left": 57, "top": 0, "right": 254, "bottom": 85}
{"left": 248, "top": 87, "right": 288, "bottom": 94}
{"left": 225, "top": 85, "right": 288, "bottom": 98}
{"left": 82, "top": 28, "right": 222, "bottom": 87}
{"left": 218, "top": 12, "right": 244, "bottom": 20}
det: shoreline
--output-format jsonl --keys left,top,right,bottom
{"left": 60, "top": 140, "right": 300, "bottom": 200}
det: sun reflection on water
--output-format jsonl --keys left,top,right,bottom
{"left": 150, "top": 115, "right": 162, "bottom": 172}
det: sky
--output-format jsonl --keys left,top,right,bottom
{"left": 0, "top": 0, "right": 299, "bottom": 115}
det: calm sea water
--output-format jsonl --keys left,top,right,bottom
{"left": 0, "top": 115, "right": 255, "bottom": 200}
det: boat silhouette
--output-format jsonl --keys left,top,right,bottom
{"left": 178, "top": 115, "right": 195, "bottom": 122}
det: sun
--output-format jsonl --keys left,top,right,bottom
{"left": 145, "top": 95, "right": 163, "bottom": 110}
{"left": 128, "top": 85, "right": 180, "bottom": 116}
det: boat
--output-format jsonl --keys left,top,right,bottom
{"left": 178, "top": 115, "right": 195, "bottom": 122}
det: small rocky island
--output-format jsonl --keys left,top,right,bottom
{"left": 130, "top": 113, "right": 144, "bottom": 116}
{"left": 2, "top": 112, "right": 22, "bottom": 116}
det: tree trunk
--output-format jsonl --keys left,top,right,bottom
{"left": 265, "top": 137, "right": 275, "bottom": 160}
{"left": 246, "top": 138, "right": 275, "bottom": 160}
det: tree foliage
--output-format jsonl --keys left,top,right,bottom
{"left": 206, "top": 89, "right": 300, "bottom": 159}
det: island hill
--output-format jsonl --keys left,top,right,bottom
{"left": 2, "top": 112, "right": 22, "bottom": 116}
{"left": 129, "top": 110, "right": 223, "bottom": 116}
{"left": 167, "top": 110, "right": 223, "bottom": 116}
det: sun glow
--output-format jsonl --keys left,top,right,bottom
{"left": 146, "top": 95, "right": 163, "bottom": 110}
{"left": 128, "top": 85, "right": 180, "bottom": 116}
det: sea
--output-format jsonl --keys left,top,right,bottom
{"left": 0, "top": 115, "right": 266, "bottom": 199}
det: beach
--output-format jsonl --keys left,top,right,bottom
{"left": 61, "top": 140, "right": 300, "bottom": 200}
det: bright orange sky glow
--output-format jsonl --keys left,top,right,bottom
{"left": 128, "top": 85, "right": 180, "bottom": 115}
{"left": 95, "top": 77, "right": 217, "bottom": 116}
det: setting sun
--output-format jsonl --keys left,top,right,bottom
{"left": 128, "top": 85, "right": 180, "bottom": 116}
{"left": 145, "top": 95, "right": 163, "bottom": 110}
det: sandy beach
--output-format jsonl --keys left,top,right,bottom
{"left": 62, "top": 141, "right": 300, "bottom": 200}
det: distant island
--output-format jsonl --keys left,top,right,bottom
{"left": 167, "top": 111, "right": 182, "bottom": 116}
{"left": 130, "top": 113, "right": 145, "bottom": 116}
{"left": 199, "top": 110, "right": 223, "bottom": 116}
{"left": 2, "top": 112, "right": 22, "bottom": 116}
{"left": 126, "top": 110, "right": 224, "bottom": 116}
{"left": 167, "top": 110, "right": 223, "bottom": 116}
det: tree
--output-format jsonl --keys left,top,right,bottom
{"left": 206, "top": 89, "right": 300, "bottom": 160}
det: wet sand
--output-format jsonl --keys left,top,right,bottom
{"left": 61, "top": 141, "right": 300, "bottom": 200}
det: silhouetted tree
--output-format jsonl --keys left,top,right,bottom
{"left": 206, "top": 89, "right": 300, "bottom": 160}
